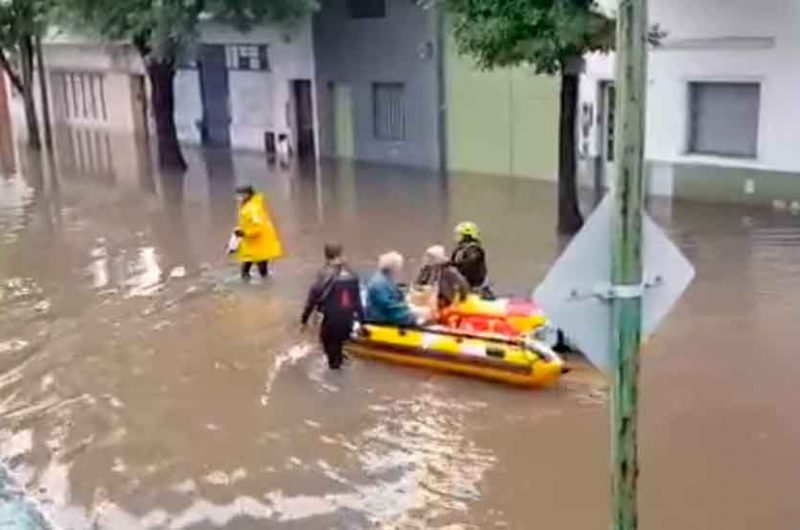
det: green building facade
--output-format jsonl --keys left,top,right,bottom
{"left": 445, "top": 38, "right": 560, "bottom": 181}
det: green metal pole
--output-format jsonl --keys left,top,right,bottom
{"left": 611, "top": 0, "right": 648, "bottom": 529}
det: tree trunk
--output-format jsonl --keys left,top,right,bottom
{"left": 19, "top": 35, "right": 41, "bottom": 150}
{"left": 557, "top": 71, "right": 584, "bottom": 234}
{"left": 35, "top": 36, "right": 53, "bottom": 152}
{"left": 146, "top": 60, "right": 187, "bottom": 171}
{"left": 0, "top": 72, "right": 16, "bottom": 173}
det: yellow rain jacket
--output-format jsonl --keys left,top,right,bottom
{"left": 237, "top": 193, "right": 283, "bottom": 262}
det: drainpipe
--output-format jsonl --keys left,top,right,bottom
{"left": 434, "top": 2, "right": 448, "bottom": 176}
{"left": 309, "top": 14, "right": 322, "bottom": 164}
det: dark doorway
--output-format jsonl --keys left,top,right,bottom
{"left": 198, "top": 45, "right": 231, "bottom": 147}
{"left": 292, "top": 79, "right": 315, "bottom": 160}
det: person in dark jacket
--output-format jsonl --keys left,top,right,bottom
{"left": 451, "top": 221, "right": 491, "bottom": 297}
{"left": 301, "top": 244, "right": 364, "bottom": 369}
{"left": 414, "top": 245, "right": 470, "bottom": 309}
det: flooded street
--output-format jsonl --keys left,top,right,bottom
{"left": 2, "top": 147, "right": 800, "bottom": 529}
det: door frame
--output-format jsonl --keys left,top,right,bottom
{"left": 330, "top": 82, "right": 355, "bottom": 159}
{"left": 198, "top": 44, "right": 231, "bottom": 148}
{"left": 290, "top": 78, "right": 316, "bottom": 161}
{"left": 597, "top": 80, "right": 616, "bottom": 190}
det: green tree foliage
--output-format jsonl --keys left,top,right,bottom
{"left": 446, "top": 0, "right": 618, "bottom": 233}
{"left": 0, "top": 0, "right": 54, "bottom": 149}
{"left": 448, "top": 0, "right": 614, "bottom": 73}
{"left": 57, "top": 0, "right": 317, "bottom": 169}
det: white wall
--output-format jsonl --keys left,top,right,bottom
{"left": 27, "top": 22, "right": 316, "bottom": 155}
{"left": 579, "top": 52, "right": 613, "bottom": 161}
{"left": 582, "top": 0, "right": 800, "bottom": 175}
{"left": 43, "top": 41, "right": 145, "bottom": 75}
{"left": 174, "top": 70, "right": 202, "bottom": 144}
{"left": 228, "top": 70, "right": 274, "bottom": 149}
{"left": 196, "top": 19, "right": 317, "bottom": 152}
{"left": 40, "top": 43, "right": 145, "bottom": 134}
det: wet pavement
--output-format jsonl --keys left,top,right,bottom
{"left": 1, "top": 145, "right": 800, "bottom": 529}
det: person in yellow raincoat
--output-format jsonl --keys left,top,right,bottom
{"left": 235, "top": 185, "right": 283, "bottom": 280}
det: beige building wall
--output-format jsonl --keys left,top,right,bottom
{"left": 15, "top": 40, "right": 154, "bottom": 189}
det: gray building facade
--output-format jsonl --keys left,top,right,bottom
{"left": 313, "top": 0, "right": 443, "bottom": 169}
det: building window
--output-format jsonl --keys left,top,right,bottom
{"left": 373, "top": 83, "right": 406, "bottom": 141}
{"left": 225, "top": 44, "right": 269, "bottom": 71}
{"left": 602, "top": 82, "right": 615, "bottom": 162}
{"left": 348, "top": 0, "right": 386, "bottom": 19}
{"left": 52, "top": 71, "right": 107, "bottom": 122}
{"left": 688, "top": 82, "right": 760, "bottom": 158}
{"left": 63, "top": 128, "right": 114, "bottom": 180}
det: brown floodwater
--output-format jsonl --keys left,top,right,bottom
{"left": 1, "top": 145, "right": 800, "bottom": 529}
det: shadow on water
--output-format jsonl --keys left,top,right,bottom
{"left": 203, "top": 149, "right": 237, "bottom": 231}
{"left": 2, "top": 137, "right": 800, "bottom": 528}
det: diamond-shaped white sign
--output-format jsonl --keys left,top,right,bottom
{"left": 534, "top": 194, "right": 695, "bottom": 372}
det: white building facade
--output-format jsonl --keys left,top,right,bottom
{"left": 580, "top": 0, "right": 800, "bottom": 204}
{"left": 174, "top": 20, "right": 317, "bottom": 156}
{"left": 6, "top": 17, "right": 317, "bottom": 177}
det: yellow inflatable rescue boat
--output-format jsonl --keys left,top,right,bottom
{"left": 349, "top": 324, "right": 566, "bottom": 387}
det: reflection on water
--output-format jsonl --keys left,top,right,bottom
{"left": 1, "top": 143, "right": 800, "bottom": 529}
{"left": 86, "top": 243, "right": 172, "bottom": 298}
{"left": 72, "top": 390, "right": 495, "bottom": 528}
{"left": 58, "top": 128, "right": 115, "bottom": 184}
{"left": 345, "top": 394, "right": 496, "bottom": 527}
{"left": 124, "top": 247, "right": 162, "bottom": 298}
{"left": 87, "top": 241, "right": 110, "bottom": 289}
{"left": 0, "top": 175, "right": 34, "bottom": 244}
{"left": 261, "top": 344, "right": 314, "bottom": 408}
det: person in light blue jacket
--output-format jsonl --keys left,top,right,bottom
{"left": 365, "top": 251, "right": 418, "bottom": 327}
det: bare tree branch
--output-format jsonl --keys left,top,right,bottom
{"left": 0, "top": 48, "right": 23, "bottom": 93}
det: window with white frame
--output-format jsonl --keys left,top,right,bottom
{"left": 602, "top": 82, "right": 615, "bottom": 162}
{"left": 52, "top": 71, "right": 108, "bottom": 123}
{"left": 225, "top": 44, "right": 269, "bottom": 71}
{"left": 688, "top": 82, "right": 760, "bottom": 158}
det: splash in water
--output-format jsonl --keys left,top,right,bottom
{"left": 261, "top": 343, "right": 315, "bottom": 408}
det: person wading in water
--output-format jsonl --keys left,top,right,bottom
{"left": 234, "top": 185, "right": 283, "bottom": 281}
{"left": 301, "top": 244, "right": 363, "bottom": 370}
